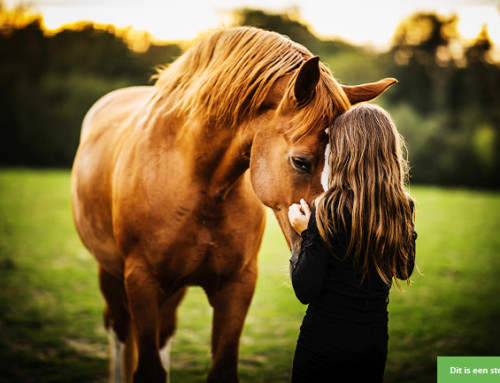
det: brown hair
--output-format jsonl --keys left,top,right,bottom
{"left": 315, "top": 103, "right": 415, "bottom": 287}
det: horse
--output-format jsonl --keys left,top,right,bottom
{"left": 71, "top": 26, "right": 396, "bottom": 383}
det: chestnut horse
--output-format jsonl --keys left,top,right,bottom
{"left": 71, "top": 27, "right": 395, "bottom": 383}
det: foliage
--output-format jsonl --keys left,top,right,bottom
{"left": 0, "top": 4, "right": 181, "bottom": 167}
{"left": 0, "top": 5, "right": 499, "bottom": 187}
{"left": 230, "top": 8, "right": 318, "bottom": 52}
{"left": 1, "top": 170, "right": 500, "bottom": 382}
{"left": 226, "top": 9, "right": 500, "bottom": 188}
{"left": 385, "top": 13, "right": 500, "bottom": 187}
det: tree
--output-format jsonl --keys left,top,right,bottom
{"left": 230, "top": 8, "right": 325, "bottom": 54}
{"left": 389, "top": 12, "right": 459, "bottom": 114}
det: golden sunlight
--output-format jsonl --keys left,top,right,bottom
{"left": 457, "top": 5, "right": 500, "bottom": 43}
{"left": 4, "top": 0, "right": 500, "bottom": 49}
{"left": 40, "top": 2, "right": 219, "bottom": 42}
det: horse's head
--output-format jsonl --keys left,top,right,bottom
{"left": 248, "top": 56, "right": 396, "bottom": 268}
{"left": 150, "top": 28, "right": 395, "bottom": 267}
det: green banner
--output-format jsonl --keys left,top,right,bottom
{"left": 438, "top": 357, "right": 500, "bottom": 382}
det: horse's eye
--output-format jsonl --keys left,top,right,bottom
{"left": 291, "top": 156, "right": 312, "bottom": 173}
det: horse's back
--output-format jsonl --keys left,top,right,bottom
{"left": 80, "top": 86, "right": 153, "bottom": 142}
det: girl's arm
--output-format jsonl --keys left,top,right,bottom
{"left": 288, "top": 202, "right": 330, "bottom": 305}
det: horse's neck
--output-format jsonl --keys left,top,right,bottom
{"left": 148, "top": 116, "right": 253, "bottom": 200}
{"left": 206, "top": 129, "right": 253, "bottom": 199}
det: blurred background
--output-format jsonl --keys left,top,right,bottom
{"left": 1, "top": 0, "right": 499, "bottom": 187}
{"left": 1, "top": 1, "right": 500, "bottom": 383}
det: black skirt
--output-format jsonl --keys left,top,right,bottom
{"left": 291, "top": 313, "right": 388, "bottom": 383}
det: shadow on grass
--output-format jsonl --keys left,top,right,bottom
{"left": 0, "top": 313, "right": 107, "bottom": 383}
{"left": 0, "top": 344, "right": 107, "bottom": 383}
{"left": 0, "top": 259, "right": 108, "bottom": 383}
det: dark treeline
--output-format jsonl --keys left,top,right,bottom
{"left": 1, "top": 5, "right": 499, "bottom": 188}
{"left": 0, "top": 3, "right": 181, "bottom": 167}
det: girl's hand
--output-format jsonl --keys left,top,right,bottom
{"left": 288, "top": 199, "right": 311, "bottom": 234}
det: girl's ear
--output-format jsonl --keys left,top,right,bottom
{"left": 341, "top": 78, "right": 398, "bottom": 105}
{"left": 293, "top": 56, "right": 321, "bottom": 105}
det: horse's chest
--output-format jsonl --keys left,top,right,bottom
{"left": 121, "top": 191, "right": 263, "bottom": 288}
{"left": 154, "top": 225, "right": 248, "bottom": 290}
{"left": 191, "top": 225, "right": 245, "bottom": 269}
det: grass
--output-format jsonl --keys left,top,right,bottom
{"left": 0, "top": 169, "right": 499, "bottom": 382}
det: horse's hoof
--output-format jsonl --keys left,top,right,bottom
{"left": 133, "top": 367, "right": 167, "bottom": 383}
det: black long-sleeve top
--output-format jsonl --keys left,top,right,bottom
{"left": 291, "top": 204, "right": 416, "bottom": 325}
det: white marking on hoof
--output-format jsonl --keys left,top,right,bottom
{"left": 160, "top": 339, "right": 172, "bottom": 379}
{"left": 321, "top": 143, "right": 330, "bottom": 192}
{"left": 108, "top": 328, "right": 126, "bottom": 383}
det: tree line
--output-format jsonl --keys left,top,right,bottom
{"left": 1, "top": 5, "right": 499, "bottom": 188}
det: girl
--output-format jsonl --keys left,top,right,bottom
{"left": 287, "top": 103, "right": 417, "bottom": 382}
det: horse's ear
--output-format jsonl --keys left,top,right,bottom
{"left": 341, "top": 78, "right": 398, "bottom": 105}
{"left": 294, "top": 56, "right": 320, "bottom": 105}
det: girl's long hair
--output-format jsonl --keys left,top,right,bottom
{"left": 315, "top": 103, "right": 415, "bottom": 287}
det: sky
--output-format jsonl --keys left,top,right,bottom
{"left": 6, "top": 0, "right": 500, "bottom": 50}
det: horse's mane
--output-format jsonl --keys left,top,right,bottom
{"left": 150, "top": 27, "right": 350, "bottom": 141}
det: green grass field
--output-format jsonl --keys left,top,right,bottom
{"left": 1, "top": 169, "right": 499, "bottom": 383}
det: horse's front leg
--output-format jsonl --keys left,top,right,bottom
{"left": 99, "top": 266, "right": 137, "bottom": 383}
{"left": 206, "top": 260, "right": 258, "bottom": 383}
{"left": 124, "top": 256, "right": 166, "bottom": 383}
{"left": 159, "top": 286, "right": 187, "bottom": 376}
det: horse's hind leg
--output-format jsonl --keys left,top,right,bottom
{"left": 99, "top": 266, "right": 137, "bottom": 383}
{"left": 159, "top": 287, "right": 187, "bottom": 376}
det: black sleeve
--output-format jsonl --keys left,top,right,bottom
{"left": 291, "top": 207, "right": 331, "bottom": 305}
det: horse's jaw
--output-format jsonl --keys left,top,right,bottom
{"left": 289, "top": 245, "right": 301, "bottom": 280}
{"left": 267, "top": 207, "right": 303, "bottom": 278}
